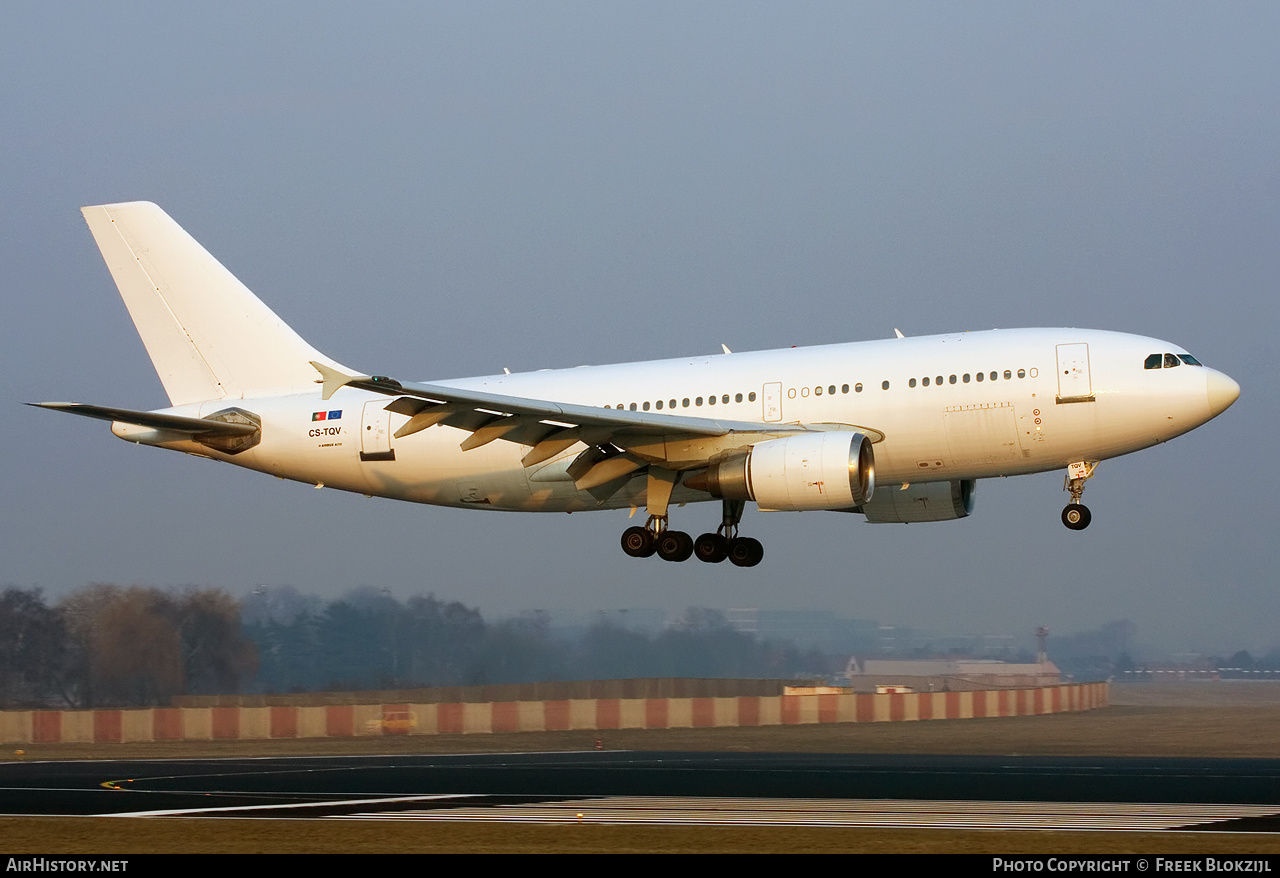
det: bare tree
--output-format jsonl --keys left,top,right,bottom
{"left": 0, "top": 588, "right": 69, "bottom": 707}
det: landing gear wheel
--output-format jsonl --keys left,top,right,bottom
{"left": 727, "top": 536, "right": 764, "bottom": 568}
{"left": 621, "top": 526, "right": 656, "bottom": 557}
{"left": 1062, "top": 503, "right": 1091, "bottom": 531}
{"left": 655, "top": 530, "right": 694, "bottom": 562}
{"left": 694, "top": 533, "right": 729, "bottom": 563}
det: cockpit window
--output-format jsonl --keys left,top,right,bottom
{"left": 1144, "top": 354, "right": 1162, "bottom": 369}
{"left": 1178, "top": 354, "right": 1203, "bottom": 366}
{"left": 1163, "top": 353, "right": 1181, "bottom": 368}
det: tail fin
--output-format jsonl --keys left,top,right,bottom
{"left": 81, "top": 202, "right": 349, "bottom": 406}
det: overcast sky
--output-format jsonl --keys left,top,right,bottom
{"left": 3, "top": 2, "right": 1276, "bottom": 655}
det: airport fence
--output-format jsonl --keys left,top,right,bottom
{"left": 0, "top": 682, "right": 1106, "bottom": 744}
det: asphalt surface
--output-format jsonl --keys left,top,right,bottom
{"left": 2, "top": 752, "right": 1279, "bottom": 830}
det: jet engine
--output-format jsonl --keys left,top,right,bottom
{"left": 685, "top": 431, "right": 875, "bottom": 511}
{"left": 856, "top": 479, "right": 975, "bottom": 523}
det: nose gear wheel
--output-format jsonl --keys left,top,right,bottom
{"left": 1060, "top": 461, "right": 1097, "bottom": 531}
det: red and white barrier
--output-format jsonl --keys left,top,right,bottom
{"left": 0, "top": 682, "right": 1107, "bottom": 744}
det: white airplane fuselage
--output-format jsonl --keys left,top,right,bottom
{"left": 40, "top": 202, "right": 1239, "bottom": 565}
{"left": 120, "top": 326, "right": 1232, "bottom": 515}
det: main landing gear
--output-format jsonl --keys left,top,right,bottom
{"left": 620, "top": 498, "right": 764, "bottom": 567}
{"left": 1061, "top": 461, "right": 1096, "bottom": 531}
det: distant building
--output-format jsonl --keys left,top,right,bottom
{"left": 846, "top": 657, "right": 1061, "bottom": 692}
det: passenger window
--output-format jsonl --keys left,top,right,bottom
{"left": 1164, "top": 353, "right": 1181, "bottom": 368}
{"left": 682, "top": 398, "right": 690, "bottom": 407}
{"left": 949, "top": 375, "right": 957, "bottom": 384}
{"left": 815, "top": 386, "right": 823, "bottom": 396}
{"left": 735, "top": 393, "right": 743, "bottom": 402}
{"left": 842, "top": 384, "right": 850, "bottom": 393}
{"left": 963, "top": 373, "right": 970, "bottom": 383}
{"left": 708, "top": 395, "right": 716, "bottom": 405}
{"left": 1018, "top": 369, "right": 1026, "bottom": 378}
{"left": 1004, "top": 370, "right": 1012, "bottom": 380}
{"left": 722, "top": 395, "right": 729, "bottom": 403}
{"left": 881, "top": 380, "right": 890, "bottom": 390}
{"left": 642, "top": 401, "right": 650, "bottom": 411}
{"left": 655, "top": 400, "right": 663, "bottom": 410}
{"left": 936, "top": 375, "right": 943, "bottom": 385}
{"left": 855, "top": 383, "right": 863, "bottom": 393}
{"left": 990, "top": 372, "right": 997, "bottom": 381}
{"left": 828, "top": 385, "right": 836, "bottom": 395}
{"left": 629, "top": 403, "right": 637, "bottom": 411}
{"left": 669, "top": 399, "right": 676, "bottom": 409}
{"left": 748, "top": 392, "right": 756, "bottom": 402}
{"left": 909, "top": 378, "right": 917, "bottom": 388}
{"left": 976, "top": 372, "right": 984, "bottom": 382}
{"left": 922, "top": 377, "right": 930, "bottom": 387}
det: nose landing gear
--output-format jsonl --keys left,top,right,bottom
{"left": 1061, "top": 461, "right": 1097, "bottom": 531}
{"left": 1062, "top": 503, "right": 1091, "bottom": 530}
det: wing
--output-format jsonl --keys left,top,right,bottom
{"left": 313, "top": 362, "right": 884, "bottom": 496}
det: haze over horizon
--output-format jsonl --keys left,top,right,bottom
{"left": 3, "top": 3, "right": 1276, "bottom": 656}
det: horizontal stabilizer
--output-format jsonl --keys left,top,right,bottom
{"left": 28, "top": 402, "right": 258, "bottom": 437}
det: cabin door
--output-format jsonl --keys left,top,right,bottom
{"left": 1055, "top": 343, "right": 1094, "bottom": 402}
{"left": 359, "top": 400, "right": 396, "bottom": 461}
{"left": 762, "top": 382, "right": 783, "bottom": 422}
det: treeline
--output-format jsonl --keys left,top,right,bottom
{"left": 0, "top": 585, "right": 255, "bottom": 709}
{"left": 0, "top": 585, "right": 827, "bottom": 709}
{"left": 243, "top": 588, "right": 826, "bottom": 694}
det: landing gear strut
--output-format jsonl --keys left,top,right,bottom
{"left": 694, "top": 499, "right": 763, "bottom": 567}
{"left": 620, "top": 515, "right": 694, "bottom": 562}
{"left": 1061, "top": 461, "right": 1096, "bottom": 531}
{"left": 619, "top": 483, "right": 764, "bottom": 566}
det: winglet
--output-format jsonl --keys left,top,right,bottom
{"left": 311, "top": 361, "right": 367, "bottom": 401}
{"left": 894, "top": 328, "right": 905, "bottom": 339}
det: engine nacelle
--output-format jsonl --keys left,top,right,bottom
{"left": 857, "top": 479, "right": 976, "bottom": 523}
{"left": 686, "top": 431, "right": 875, "bottom": 511}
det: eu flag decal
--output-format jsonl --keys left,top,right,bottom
{"left": 312, "top": 410, "right": 342, "bottom": 421}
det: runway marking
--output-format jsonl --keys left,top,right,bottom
{"left": 332, "top": 797, "right": 1280, "bottom": 831}
{"left": 106, "top": 793, "right": 482, "bottom": 818}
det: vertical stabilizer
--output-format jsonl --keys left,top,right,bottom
{"left": 81, "top": 202, "right": 348, "bottom": 405}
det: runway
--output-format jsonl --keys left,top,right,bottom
{"left": 336, "top": 796, "right": 1280, "bottom": 831}
{"left": 3, "top": 752, "right": 1278, "bottom": 832}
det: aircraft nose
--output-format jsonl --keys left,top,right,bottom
{"left": 1205, "top": 368, "right": 1240, "bottom": 418}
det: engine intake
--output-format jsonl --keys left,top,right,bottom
{"left": 686, "top": 431, "right": 875, "bottom": 511}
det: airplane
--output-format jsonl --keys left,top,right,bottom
{"left": 32, "top": 202, "right": 1240, "bottom": 568}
